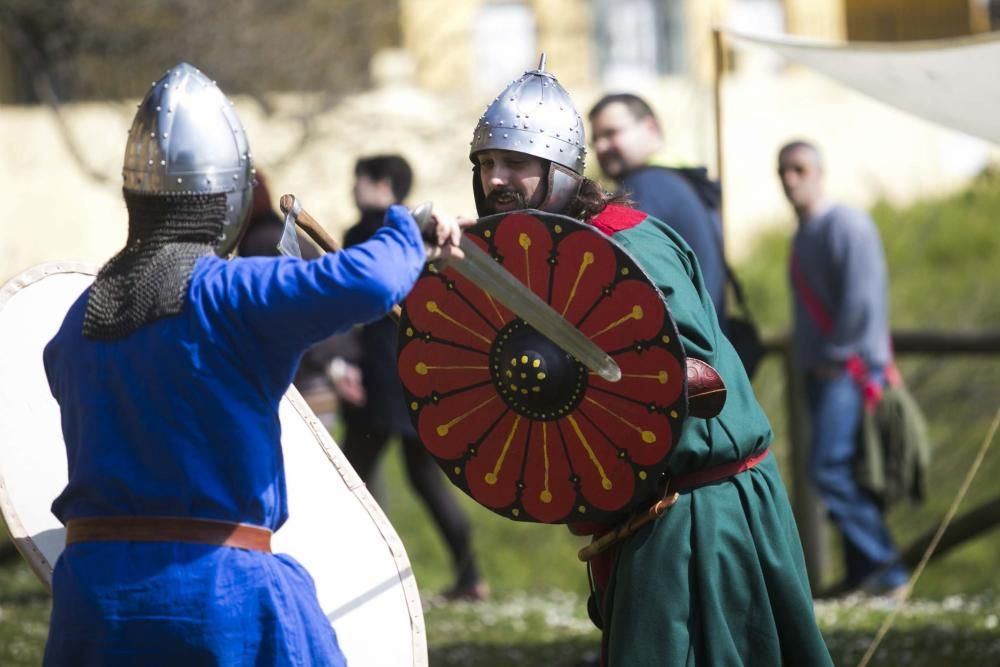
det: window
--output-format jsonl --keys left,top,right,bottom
{"left": 593, "top": 0, "right": 686, "bottom": 86}
{"left": 473, "top": 2, "right": 538, "bottom": 93}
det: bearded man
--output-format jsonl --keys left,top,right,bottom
{"left": 467, "top": 59, "right": 833, "bottom": 667}
{"left": 42, "top": 63, "right": 462, "bottom": 666}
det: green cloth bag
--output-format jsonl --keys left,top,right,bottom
{"left": 856, "top": 381, "right": 932, "bottom": 509}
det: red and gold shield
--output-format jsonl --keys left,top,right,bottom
{"left": 397, "top": 211, "right": 687, "bottom": 524}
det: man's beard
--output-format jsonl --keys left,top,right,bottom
{"left": 481, "top": 187, "right": 530, "bottom": 215}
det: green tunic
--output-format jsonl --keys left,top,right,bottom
{"left": 592, "top": 208, "right": 833, "bottom": 666}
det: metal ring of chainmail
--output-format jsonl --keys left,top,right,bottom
{"left": 83, "top": 191, "right": 228, "bottom": 341}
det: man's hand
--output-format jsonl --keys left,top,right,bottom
{"left": 327, "top": 357, "right": 366, "bottom": 407}
{"left": 423, "top": 213, "right": 476, "bottom": 264}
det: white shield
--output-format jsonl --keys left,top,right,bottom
{"left": 0, "top": 262, "right": 426, "bottom": 666}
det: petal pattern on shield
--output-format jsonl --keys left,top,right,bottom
{"left": 397, "top": 337, "right": 491, "bottom": 398}
{"left": 558, "top": 413, "right": 635, "bottom": 512}
{"left": 399, "top": 211, "right": 687, "bottom": 524}
{"left": 520, "top": 421, "right": 576, "bottom": 522}
{"left": 405, "top": 273, "right": 498, "bottom": 352}
{"left": 492, "top": 213, "right": 555, "bottom": 302}
{"left": 549, "top": 229, "right": 618, "bottom": 326}
{"left": 579, "top": 279, "right": 666, "bottom": 350}
{"left": 465, "top": 410, "right": 527, "bottom": 510}
{"left": 416, "top": 384, "right": 506, "bottom": 460}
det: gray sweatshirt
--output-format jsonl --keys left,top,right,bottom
{"left": 789, "top": 204, "right": 891, "bottom": 372}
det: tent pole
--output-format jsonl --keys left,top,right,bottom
{"left": 711, "top": 27, "right": 726, "bottom": 252}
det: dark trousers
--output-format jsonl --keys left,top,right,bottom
{"left": 341, "top": 424, "right": 481, "bottom": 589}
{"left": 804, "top": 370, "right": 907, "bottom": 589}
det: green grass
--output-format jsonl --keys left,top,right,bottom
{"left": 3, "top": 171, "right": 1000, "bottom": 664}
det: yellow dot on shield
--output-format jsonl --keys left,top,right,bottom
{"left": 661, "top": 335, "right": 671, "bottom": 344}
{"left": 510, "top": 358, "right": 517, "bottom": 366}
{"left": 436, "top": 425, "right": 449, "bottom": 436}
{"left": 554, "top": 225, "right": 563, "bottom": 234}
{"left": 641, "top": 431, "right": 656, "bottom": 444}
{"left": 484, "top": 230, "right": 492, "bottom": 238}
{"left": 638, "top": 470, "right": 648, "bottom": 480}
{"left": 410, "top": 402, "right": 419, "bottom": 411}
{"left": 621, "top": 267, "right": 630, "bottom": 276}
{"left": 537, "top": 372, "right": 546, "bottom": 380}
{"left": 532, "top": 359, "right": 541, "bottom": 368}
{"left": 577, "top": 505, "right": 586, "bottom": 513}
{"left": 532, "top": 386, "right": 541, "bottom": 393}
{"left": 510, "top": 384, "right": 518, "bottom": 391}
{"left": 415, "top": 362, "right": 428, "bottom": 375}
{"left": 406, "top": 327, "right": 414, "bottom": 337}
{"left": 540, "top": 490, "right": 553, "bottom": 503}
{"left": 601, "top": 479, "right": 613, "bottom": 490}
{"left": 511, "top": 508, "right": 520, "bottom": 517}
{"left": 521, "top": 354, "right": 529, "bottom": 364}
{"left": 485, "top": 472, "right": 498, "bottom": 485}
{"left": 658, "top": 370, "right": 669, "bottom": 384}
{"left": 670, "top": 410, "right": 678, "bottom": 419}
{"left": 453, "top": 466, "right": 461, "bottom": 475}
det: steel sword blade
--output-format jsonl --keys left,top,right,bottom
{"left": 452, "top": 236, "right": 621, "bottom": 383}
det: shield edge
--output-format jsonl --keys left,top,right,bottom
{"left": 0, "top": 261, "right": 429, "bottom": 667}
{"left": 0, "top": 260, "right": 98, "bottom": 590}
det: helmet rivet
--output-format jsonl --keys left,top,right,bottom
{"left": 503, "top": 133, "right": 508, "bottom": 138}
{"left": 150, "top": 132, "right": 155, "bottom": 138}
{"left": 177, "top": 177, "right": 183, "bottom": 183}
{"left": 162, "top": 133, "right": 168, "bottom": 138}
{"left": 160, "top": 160, "right": 166, "bottom": 166}
{"left": 233, "top": 174, "right": 238, "bottom": 180}
{"left": 148, "top": 159, "right": 153, "bottom": 165}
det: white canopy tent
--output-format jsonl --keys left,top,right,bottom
{"left": 726, "top": 29, "right": 1000, "bottom": 146}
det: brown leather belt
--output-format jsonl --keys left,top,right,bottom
{"left": 577, "top": 449, "right": 771, "bottom": 561}
{"left": 65, "top": 516, "right": 272, "bottom": 553}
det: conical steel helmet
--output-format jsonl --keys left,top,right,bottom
{"left": 470, "top": 55, "right": 586, "bottom": 217}
{"left": 470, "top": 54, "right": 586, "bottom": 174}
{"left": 122, "top": 62, "right": 254, "bottom": 255}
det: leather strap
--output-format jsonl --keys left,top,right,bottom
{"left": 577, "top": 449, "right": 771, "bottom": 561}
{"left": 65, "top": 516, "right": 272, "bottom": 553}
{"left": 666, "top": 448, "right": 771, "bottom": 494}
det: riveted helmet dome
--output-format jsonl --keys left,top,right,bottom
{"left": 470, "top": 56, "right": 586, "bottom": 174}
{"left": 122, "top": 62, "right": 253, "bottom": 256}
{"left": 470, "top": 56, "right": 586, "bottom": 217}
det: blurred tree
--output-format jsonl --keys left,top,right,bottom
{"left": 0, "top": 0, "right": 400, "bottom": 102}
{"left": 0, "top": 0, "right": 401, "bottom": 179}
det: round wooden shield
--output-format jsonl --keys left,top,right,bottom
{"left": 0, "top": 262, "right": 427, "bottom": 667}
{"left": 398, "top": 211, "right": 687, "bottom": 524}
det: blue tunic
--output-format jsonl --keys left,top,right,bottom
{"left": 42, "top": 205, "right": 425, "bottom": 666}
